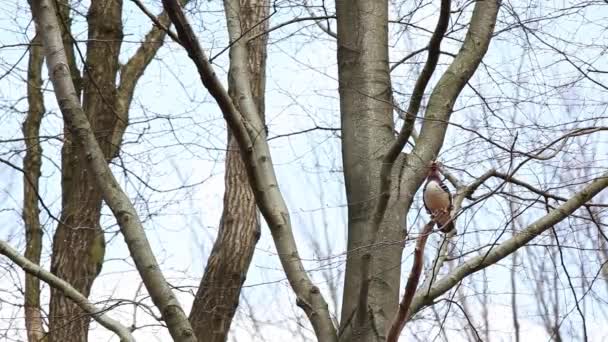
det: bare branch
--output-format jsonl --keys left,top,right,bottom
{"left": 409, "top": 0, "right": 499, "bottom": 166}
{"left": 128, "top": 0, "right": 181, "bottom": 44}
{"left": 408, "top": 171, "right": 608, "bottom": 317}
{"left": 386, "top": 221, "right": 435, "bottom": 342}
{"left": 390, "top": 47, "right": 429, "bottom": 72}
{"left": 161, "top": 0, "right": 337, "bottom": 339}
{"left": 0, "top": 240, "right": 135, "bottom": 342}
{"left": 33, "top": 0, "right": 196, "bottom": 340}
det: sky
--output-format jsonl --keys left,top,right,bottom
{"left": 0, "top": 0, "right": 607, "bottom": 341}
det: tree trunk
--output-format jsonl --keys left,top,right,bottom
{"left": 46, "top": 0, "right": 179, "bottom": 339}
{"left": 189, "top": 1, "right": 268, "bottom": 340}
{"left": 35, "top": 0, "right": 197, "bottom": 338}
{"left": 336, "top": 1, "right": 408, "bottom": 340}
{"left": 23, "top": 6, "right": 46, "bottom": 340}
{"left": 48, "top": 0, "right": 123, "bottom": 340}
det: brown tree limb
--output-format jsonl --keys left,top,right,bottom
{"left": 386, "top": 221, "right": 434, "bottom": 342}
{"left": 23, "top": 5, "right": 46, "bottom": 339}
{"left": 33, "top": 0, "right": 196, "bottom": 340}
{"left": 370, "top": 0, "right": 451, "bottom": 241}
{"left": 0, "top": 240, "right": 135, "bottom": 342}
{"left": 404, "top": 0, "right": 499, "bottom": 179}
{"left": 128, "top": 0, "right": 181, "bottom": 44}
{"left": 114, "top": 1, "right": 184, "bottom": 158}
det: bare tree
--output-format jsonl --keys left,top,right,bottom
{"left": 19, "top": 0, "right": 188, "bottom": 339}
{"left": 188, "top": 0, "right": 269, "bottom": 340}
{"left": 1, "top": 0, "right": 607, "bottom": 341}
{"left": 31, "top": 0, "right": 196, "bottom": 340}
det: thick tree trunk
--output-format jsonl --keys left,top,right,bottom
{"left": 46, "top": 0, "right": 177, "bottom": 340}
{"left": 48, "top": 1, "right": 123, "bottom": 340}
{"left": 188, "top": 1, "right": 268, "bottom": 340}
{"left": 34, "top": 0, "right": 196, "bottom": 338}
{"left": 23, "top": 8, "right": 46, "bottom": 340}
{"left": 335, "top": 1, "right": 407, "bottom": 340}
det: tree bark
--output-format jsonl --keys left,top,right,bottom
{"left": 41, "top": 0, "right": 182, "bottom": 340}
{"left": 335, "top": 1, "right": 407, "bottom": 340}
{"left": 33, "top": 0, "right": 197, "bottom": 339}
{"left": 188, "top": 1, "right": 268, "bottom": 340}
{"left": 48, "top": 0, "right": 123, "bottom": 339}
{"left": 23, "top": 6, "right": 46, "bottom": 340}
{"left": 161, "top": 0, "right": 337, "bottom": 339}
{"left": 336, "top": 0, "right": 500, "bottom": 340}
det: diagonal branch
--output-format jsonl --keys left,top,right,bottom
{"left": 386, "top": 221, "right": 435, "bottom": 342}
{"left": 33, "top": 0, "right": 196, "bottom": 340}
{"left": 407, "top": 171, "right": 608, "bottom": 318}
{"left": 0, "top": 240, "right": 135, "bottom": 342}
{"left": 371, "top": 0, "right": 452, "bottom": 235}
{"left": 113, "top": 0, "right": 191, "bottom": 157}
{"left": 409, "top": 0, "right": 499, "bottom": 169}
{"left": 161, "top": 0, "right": 337, "bottom": 339}
{"left": 415, "top": 166, "right": 488, "bottom": 305}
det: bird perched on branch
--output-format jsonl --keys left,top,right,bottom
{"left": 423, "top": 161, "right": 455, "bottom": 233}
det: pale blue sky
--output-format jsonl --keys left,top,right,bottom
{"left": 0, "top": 0, "right": 607, "bottom": 341}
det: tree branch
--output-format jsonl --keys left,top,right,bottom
{"left": 0, "top": 240, "right": 135, "bottom": 342}
{"left": 408, "top": 0, "right": 499, "bottom": 170}
{"left": 161, "top": 0, "right": 337, "bottom": 339}
{"left": 386, "top": 221, "right": 435, "bottom": 342}
{"left": 33, "top": 0, "right": 196, "bottom": 340}
{"left": 407, "top": 171, "right": 608, "bottom": 318}
{"left": 115, "top": 0, "right": 192, "bottom": 157}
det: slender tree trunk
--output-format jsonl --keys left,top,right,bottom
{"left": 23, "top": 7, "right": 46, "bottom": 340}
{"left": 162, "top": 0, "right": 336, "bottom": 338}
{"left": 509, "top": 189, "right": 521, "bottom": 342}
{"left": 188, "top": 3, "right": 269, "bottom": 340}
{"left": 336, "top": 1, "right": 407, "bottom": 340}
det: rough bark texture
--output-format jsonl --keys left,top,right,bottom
{"left": 48, "top": 0, "right": 123, "bottom": 339}
{"left": 188, "top": 1, "right": 268, "bottom": 339}
{"left": 335, "top": 1, "right": 407, "bottom": 340}
{"left": 23, "top": 8, "right": 46, "bottom": 340}
{"left": 45, "top": 0, "right": 177, "bottom": 340}
{"left": 162, "top": 0, "right": 337, "bottom": 339}
{"left": 34, "top": 0, "right": 196, "bottom": 339}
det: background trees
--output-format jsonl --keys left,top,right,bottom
{"left": 0, "top": 0, "right": 606, "bottom": 341}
